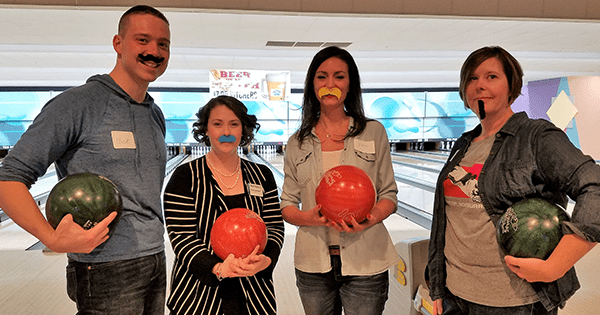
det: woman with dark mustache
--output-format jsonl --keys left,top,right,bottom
{"left": 427, "top": 46, "right": 600, "bottom": 315}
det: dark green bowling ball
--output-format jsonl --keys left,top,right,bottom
{"left": 497, "top": 198, "right": 570, "bottom": 260}
{"left": 45, "top": 173, "right": 122, "bottom": 231}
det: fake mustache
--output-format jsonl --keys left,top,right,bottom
{"left": 478, "top": 100, "right": 486, "bottom": 120}
{"left": 318, "top": 87, "right": 342, "bottom": 99}
{"left": 218, "top": 135, "right": 237, "bottom": 143}
{"left": 138, "top": 54, "right": 165, "bottom": 64}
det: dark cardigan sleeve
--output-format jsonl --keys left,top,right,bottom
{"left": 164, "top": 161, "right": 221, "bottom": 286}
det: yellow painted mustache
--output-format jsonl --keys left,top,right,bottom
{"left": 318, "top": 87, "right": 342, "bottom": 99}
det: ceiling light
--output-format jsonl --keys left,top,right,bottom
{"left": 265, "top": 41, "right": 353, "bottom": 48}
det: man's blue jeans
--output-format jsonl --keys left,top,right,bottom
{"left": 67, "top": 251, "right": 166, "bottom": 315}
{"left": 295, "top": 255, "right": 389, "bottom": 315}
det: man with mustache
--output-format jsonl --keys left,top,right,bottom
{"left": 0, "top": 5, "right": 171, "bottom": 314}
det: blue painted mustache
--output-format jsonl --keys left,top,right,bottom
{"left": 218, "top": 135, "right": 236, "bottom": 143}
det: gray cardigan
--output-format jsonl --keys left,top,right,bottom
{"left": 281, "top": 118, "right": 399, "bottom": 275}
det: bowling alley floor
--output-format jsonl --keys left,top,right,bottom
{"left": 0, "top": 151, "right": 598, "bottom": 314}
{"left": 2, "top": 218, "right": 598, "bottom": 315}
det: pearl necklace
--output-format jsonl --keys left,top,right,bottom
{"left": 206, "top": 153, "right": 240, "bottom": 177}
{"left": 206, "top": 154, "right": 241, "bottom": 189}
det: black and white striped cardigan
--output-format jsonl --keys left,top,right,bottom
{"left": 164, "top": 156, "right": 285, "bottom": 315}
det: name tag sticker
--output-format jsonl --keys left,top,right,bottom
{"left": 354, "top": 139, "right": 375, "bottom": 154}
{"left": 111, "top": 131, "right": 136, "bottom": 149}
{"left": 248, "top": 183, "right": 264, "bottom": 197}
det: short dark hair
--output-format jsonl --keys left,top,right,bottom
{"left": 459, "top": 46, "right": 524, "bottom": 108}
{"left": 192, "top": 95, "right": 259, "bottom": 147}
{"left": 296, "top": 46, "right": 367, "bottom": 144}
{"left": 118, "top": 5, "right": 169, "bottom": 36}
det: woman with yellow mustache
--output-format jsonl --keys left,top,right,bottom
{"left": 280, "top": 46, "right": 399, "bottom": 315}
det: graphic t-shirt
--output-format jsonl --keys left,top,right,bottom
{"left": 443, "top": 135, "right": 538, "bottom": 307}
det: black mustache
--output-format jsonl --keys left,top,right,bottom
{"left": 138, "top": 54, "right": 165, "bottom": 64}
{"left": 478, "top": 100, "right": 486, "bottom": 120}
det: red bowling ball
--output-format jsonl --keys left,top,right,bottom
{"left": 315, "top": 165, "right": 376, "bottom": 225}
{"left": 210, "top": 208, "right": 268, "bottom": 260}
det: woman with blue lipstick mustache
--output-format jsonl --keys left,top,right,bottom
{"left": 281, "top": 46, "right": 399, "bottom": 315}
{"left": 163, "top": 95, "right": 285, "bottom": 315}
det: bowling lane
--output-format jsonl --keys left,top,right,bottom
{"left": 0, "top": 165, "right": 58, "bottom": 251}
{"left": 397, "top": 150, "right": 449, "bottom": 162}
{"left": 392, "top": 153, "right": 443, "bottom": 170}
{"left": 392, "top": 160, "right": 439, "bottom": 185}
{"left": 397, "top": 181, "right": 434, "bottom": 214}
{"left": 29, "top": 164, "right": 59, "bottom": 201}
{"left": 390, "top": 153, "right": 438, "bottom": 218}
{"left": 0, "top": 218, "right": 40, "bottom": 251}
{"left": 263, "top": 151, "right": 284, "bottom": 176}
{"left": 247, "top": 149, "right": 284, "bottom": 193}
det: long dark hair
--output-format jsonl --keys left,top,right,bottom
{"left": 192, "top": 95, "right": 259, "bottom": 147}
{"left": 296, "top": 46, "right": 367, "bottom": 145}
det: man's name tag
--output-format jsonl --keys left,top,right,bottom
{"left": 111, "top": 131, "right": 136, "bottom": 149}
{"left": 248, "top": 183, "right": 263, "bottom": 197}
